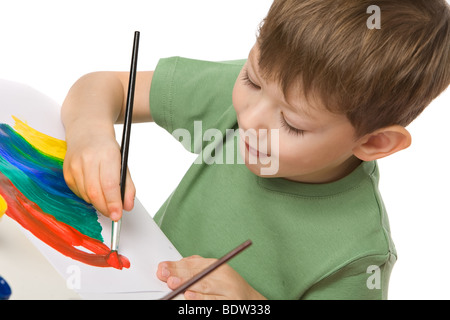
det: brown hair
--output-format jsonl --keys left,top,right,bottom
{"left": 258, "top": 0, "right": 450, "bottom": 137}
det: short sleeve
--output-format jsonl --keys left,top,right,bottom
{"left": 300, "top": 253, "right": 396, "bottom": 300}
{"left": 150, "top": 57, "right": 245, "bottom": 153}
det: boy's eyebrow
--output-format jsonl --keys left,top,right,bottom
{"left": 284, "top": 89, "right": 319, "bottom": 122}
{"left": 249, "top": 45, "right": 320, "bottom": 122}
{"left": 248, "top": 48, "right": 262, "bottom": 82}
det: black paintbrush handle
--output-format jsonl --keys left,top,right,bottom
{"left": 120, "top": 31, "right": 140, "bottom": 201}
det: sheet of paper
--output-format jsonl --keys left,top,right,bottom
{"left": 28, "top": 198, "right": 182, "bottom": 295}
{"left": 0, "top": 79, "right": 65, "bottom": 139}
{"left": 0, "top": 79, "right": 182, "bottom": 298}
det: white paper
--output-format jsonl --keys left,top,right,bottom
{"left": 29, "top": 198, "right": 182, "bottom": 295}
{"left": 0, "top": 79, "right": 182, "bottom": 298}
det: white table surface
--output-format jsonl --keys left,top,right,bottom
{"left": 0, "top": 215, "right": 80, "bottom": 300}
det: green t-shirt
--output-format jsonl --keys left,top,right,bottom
{"left": 150, "top": 57, "right": 397, "bottom": 300}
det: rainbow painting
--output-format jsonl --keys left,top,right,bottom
{"left": 0, "top": 116, "right": 129, "bottom": 270}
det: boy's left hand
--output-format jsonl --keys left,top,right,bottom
{"left": 156, "top": 256, "right": 266, "bottom": 300}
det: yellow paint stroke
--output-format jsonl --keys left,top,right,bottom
{"left": 0, "top": 195, "right": 7, "bottom": 217}
{"left": 12, "top": 116, "right": 66, "bottom": 160}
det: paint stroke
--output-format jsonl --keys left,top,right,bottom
{"left": 0, "top": 123, "right": 100, "bottom": 239}
{"left": 0, "top": 118, "right": 130, "bottom": 269}
{"left": 12, "top": 116, "right": 66, "bottom": 160}
{"left": 0, "top": 172, "right": 130, "bottom": 269}
{"left": 0, "top": 194, "right": 6, "bottom": 218}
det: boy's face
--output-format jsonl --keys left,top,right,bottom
{"left": 232, "top": 44, "right": 362, "bottom": 183}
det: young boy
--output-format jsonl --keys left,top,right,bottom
{"left": 61, "top": 0, "right": 450, "bottom": 299}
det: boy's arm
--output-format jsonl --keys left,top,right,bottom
{"left": 61, "top": 71, "right": 153, "bottom": 221}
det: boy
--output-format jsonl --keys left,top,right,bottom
{"left": 61, "top": 0, "right": 450, "bottom": 299}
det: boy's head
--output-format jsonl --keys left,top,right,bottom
{"left": 233, "top": 0, "right": 449, "bottom": 182}
{"left": 258, "top": 0, "right": 450, "bottom": 138}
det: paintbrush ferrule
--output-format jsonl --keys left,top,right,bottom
{"left": 111, "top": 219, "right": 122, "bottom": 251}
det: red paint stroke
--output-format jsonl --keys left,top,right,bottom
{"left": 0, "top": 173, "right": 130, "bottom": 270}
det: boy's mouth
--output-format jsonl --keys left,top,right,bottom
{"left": 244, "top": 139, "right": 270, "bottom": 158}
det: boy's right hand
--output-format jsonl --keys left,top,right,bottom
{"left": 63, "top": 131, "right": 136, "bottom": 221}
{"left": 61, "top": 71, "right": 152, "bottom": 221}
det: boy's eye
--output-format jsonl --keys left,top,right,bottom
{"left": 280, "top": 114, "right": 305, "bottom": 137}
{"left": 242, "top": 69, "right": 261, "bottom": 90}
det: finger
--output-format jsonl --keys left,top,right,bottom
{"left": 176, "top": 263, "right": 235, "bottom": 297}
{"left": 167, "top": 276, "right": 183, "bottom": 289}
{"left": 83, "top": 159, "right": 110, "bottom": 217}
{"left": 178, "top": 272, "right": 224, "bottom": 295}
{"left": 63, "top": 168, "right": 81, "bottom": 200}
{"left": 156, "top": 262, "right": 171, "bottom": 281}
{"left": 166, "top": 276, "right": 220, "bottom": 296}
{"left": 165, "top": 257, "right": 212, "bottom": 276}
{"left": 160, "top": 258, "right": 219, "bottom": 291}
{"left": 63, "top": 156, "right": 87, "bottom": 203}
{"left": 156, "top": 259, "right": 199, "bottom": 283}
{"left": 74, "top": 168, "right": 96, "bottom": 207}
{"left": 99, "top": 157, "right": 123, "bottom": 221}
{"left": 185, "top": 255, "right": 203, "bottom": 260}
{"left": 185, "top": 290, "right": 223, "bottom": 301}
{"left": 156, "top": 259, "right": 196, "bottom": 282}
{"left": 123, "top": 168, "right": 136, "bottom": 212}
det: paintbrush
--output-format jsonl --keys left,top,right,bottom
{"left": 160, "top": 239, "right": 252, "bottom": 300}
{"left": 110, "top": 31, "right": 140, "bottom": 254}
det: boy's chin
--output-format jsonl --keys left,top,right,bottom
{"left": 243, "top": 162, "right": 280, "bottom": 178}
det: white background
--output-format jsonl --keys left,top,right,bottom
{"left": 0, "top": 0, "right": 448, "bottom": 300}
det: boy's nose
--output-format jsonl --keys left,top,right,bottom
{"left": 240, "top": 99, "right": 272, "bottom": 132}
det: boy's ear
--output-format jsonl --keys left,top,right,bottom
{"left": 353, "top": 125, "right": 411, "bottom": 161}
